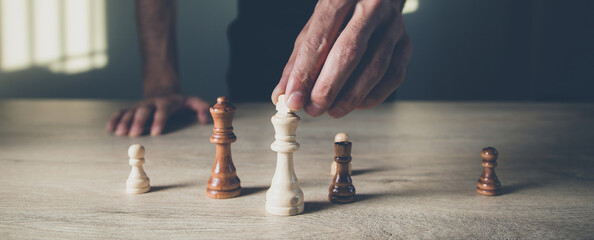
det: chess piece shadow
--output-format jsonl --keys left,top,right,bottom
{"left": 241, "top": 186, "right": 268, "bottom": 196}
{"left": 355, "top": 193, "right": 385, "bottom": 202}
{"left": 351, "top": 167, "right": 384, "bottom": 176}
{"left": 502, "top": 182, "right": 534, "bottom": 195}
{"left": 150, "top": 182, "right": 195, "bottom": 193}
{"left": 302, "top": 201, "right": 333, "bottom": 214}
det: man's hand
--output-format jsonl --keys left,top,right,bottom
{"left": 108, "top": 0, "right": 213, "bottom": 138}
{"left": 106, "top": 95, "right": 211, "bottom": 137}
{"left": 271, "top": 0, "right": 413, "bottom": 118}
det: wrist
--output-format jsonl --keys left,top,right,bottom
{"left": 143, "top": 80, "right": 181, "bottom": 98}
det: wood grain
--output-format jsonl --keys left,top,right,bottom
{"left": 0, "top": 100, "right": 593, "bottom": 239}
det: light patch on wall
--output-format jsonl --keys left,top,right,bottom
{"left": 403, "top": 0, "right": 419, "bottom": 14}
{"left": 0, "top": 0, "right": 107, "bottom": 75}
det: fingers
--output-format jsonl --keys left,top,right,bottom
{"left": 305, "top": 0, "right": 384, "bottom": 116}
{"left": 271, "top": 17, "right": 314, "bottom": 104}
{"left": 108, "top": 95, "right": 191, "bottom": 137}
{"left": 149, "top": 99, "right": 179, "bottom": 136}
{"left": 186, "top": 97, "right": 212, "bottom": 124}
{"left": 106, "top": 110, "right": 124, "bottom": 131}
{"left": 283, "top": 0, "right": 355, "bottom": 110}
{"left": 327, "top": 16, "right": 404, "bottom": 118}
{"left": 358, "top": 32, "right": 413, "bottom": 110}
{"left": 271, "top": 50, "right": 297, "bottom": 104}
{"left": 128, "top": 105, "right": 155, "bottom": 137}
{"left": 150, "top": 106, "right": 168, "bottom": 136}
{"left": 115, "top": 109, "right": 135, "bottom": 136}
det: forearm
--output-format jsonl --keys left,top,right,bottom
{"left": 399, "top": 0, "right": 406, "bottom": 12}
{"left": 135, "top": 0, "right": 180, "bottom": 97}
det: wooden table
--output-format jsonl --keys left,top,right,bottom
{"left": 1, "top": 100, "right": 593, "bottom": 239}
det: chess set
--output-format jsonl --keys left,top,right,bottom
{"left": 125, "top": 94, "right": 503, "bottom": 216}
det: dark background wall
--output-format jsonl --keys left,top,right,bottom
{"left": 0, "top": 0, "right": 593, "bottom": 101}
{"left": 397, "top": 0, "right": 594, "bottom": 101}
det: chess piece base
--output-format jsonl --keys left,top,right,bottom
{"left": 266, "top": 202, "right": 304, "bottom": 216}
{"left": 476, "top": 187, "right": 502, "bottom": 196}
{"left": 206, "top": 187, "right": 241, "bottom": 199}
{"left": 127, "top": 186, "right": 150, "bottom": 194}
{"left": 329, "top": 194, "right": 355, "bottom": 204}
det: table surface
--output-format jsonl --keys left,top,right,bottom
{"left": 1, "top": 100, "right": 593, "bottom": 239}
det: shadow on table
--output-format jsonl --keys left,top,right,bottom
{"left": 356, "top": 193, "right": 385, "bottom": 202}
{"left": 303, "top": 201, "right": 333, "bottom": 214}
{"left": 161, "top": 109, "right": 202, "bottom": 135}
{"left": 135, "top": 109, "right": 206, "bottom": 136}
{"left": 241, "top": 186, "right": 268, "bottom": 196}
{"left": 150, "top": 182, "right": 196, "bottom": 193}
{"left": 352, "top": 167, "right": 386, "bottom": 176}
{"left": 502, "top": 182, "right": 535, "bottom": 195}
{"left": 303, "top": 193, "right": 386, "bottom": 214}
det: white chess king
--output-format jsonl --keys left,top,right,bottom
{"left": 266, "top": 94, "right": 304, "bottom": 216}
{"left": 126, "top": 144, "right": 150, "bottom": 194}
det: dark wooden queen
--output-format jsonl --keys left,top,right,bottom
{"left": 206, "top": 96, "right": 241, "bottom": 199}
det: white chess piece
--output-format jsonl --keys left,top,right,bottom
{"left": 331, "top": 133, "right": 352, "bottom": 175}
{"left": 266, "top": 94, "right": 304, "bottom": 216}
{"left": 126, "top": 144, "right": 150, "bottom": 194}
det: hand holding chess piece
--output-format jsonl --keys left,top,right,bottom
{"left": 126, "top": 144, "right": 150, "bottom": 194}
{"left": 476, "top": 147, "right": 502, "bottom": 196}
{"left": 329, "top": 133, "right": 355, "bottom": 203}
{"left": 266, "top": 94, "right": 304, "bottom": 216}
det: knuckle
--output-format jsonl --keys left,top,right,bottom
{"left": 348, "top": 19, "right": 366, "bottom": 33}
{"left": 321, "top": 0, "right": 355, "bottom": 13}
{"left": 123, "top": 109, "right": 134, "bottom": 118}
{"left": 312, "top": 84, "right": 337, "bottom": 105}
{"left": 336, "top": 40, "right": 363, "bottom": 64}
{"left": 302, "top": 35, "right": 327, "bottom": 54}
{"left": 291, "top": 68, "right": 316, "bottom": 86}
{"left": 365, "top": 0, "right": 392, "bottom": 19}
{"left": 335, "top": 94, "right": 362, "bottom": 114}
{"left": 316, "top": 8, "right": 333, "bottom": 23}
{"left": 367, "top": 0, "right": 384, "bottom": 10}
{"left": 372, "top": 54, "right": 391, "bottom": 72}
{"left": 321, "top": 0, "right": 351, "bottom": 7}
{"left": 343, "top": 94, "right": 363, "bottom": 109}
{"left": 363, "top": 97, "right": 382, "bottom": 108}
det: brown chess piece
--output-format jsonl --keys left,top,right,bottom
{"left": 206, "top": 96, "right": 241, "bottom": 199}
{"left": 476, "top": 147, "right": 502, "bottom": 196}
{"left": 329, "top": 133, "right": 355, "bottom": 203}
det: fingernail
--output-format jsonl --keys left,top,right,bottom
{"left": 271, "top": 87, "right": 281, "bottom": 103}
{"left": 305, "top": 102, "right": 324, "bottom": 116}
{"left": 287, "top": 91, "right": 305, "bottom": 111}
{"left": 329, "top": 106, "right": 346, "bottom": 118}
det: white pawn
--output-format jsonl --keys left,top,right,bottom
{"left": 126, "top": 144, "right": 150, "bottom": 194}
{"left": 331, "top": 133, "right": 352, "bottom": 176}
{"left": 266, "top": 94, "right": 304, "bottom": 216}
